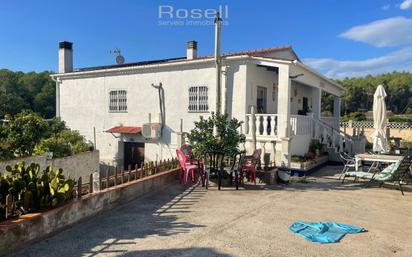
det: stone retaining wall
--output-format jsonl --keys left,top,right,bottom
{"left": 0, "top": 168, "right": 180, "bottom": 256}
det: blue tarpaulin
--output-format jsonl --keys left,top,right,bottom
{"left": 289, "top": 221, "right": 365, "bottom": 243}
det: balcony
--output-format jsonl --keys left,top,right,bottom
{"left": 244, "top": 114, "right": 315, "bottom": 141}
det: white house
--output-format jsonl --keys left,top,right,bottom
{"left": 51, "top": 40, "right": 353, "bottom": 170}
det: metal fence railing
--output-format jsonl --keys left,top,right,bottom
{"left": 0, "top": 158, "right": 179, "bottom": 222}
{"left": 340, "top": 121, "right": 412, "bottom": 129}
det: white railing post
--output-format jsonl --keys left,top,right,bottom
{"left": 245, "top": 115, "right": 250, "bottom": 135}
{"left": 256, "top": 115, "right": 263, "bottom": 135}
{"left": 270, "top": 115, "right": 276, "bottom": 136}
{"left": 339, "top": 135, "right": 344, "bottom": 152}
{"left": 263, "top": 115, "right": 269, "bottom": 136}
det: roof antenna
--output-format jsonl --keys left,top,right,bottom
{"left": 110, "top": 48, "right": 125, "bottom": 65}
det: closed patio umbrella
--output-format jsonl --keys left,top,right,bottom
{"left": 371, "top": 85, "right": 389, "bottom": 153}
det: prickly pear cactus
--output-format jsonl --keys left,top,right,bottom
{"left": 1, "top": 162, "right": 75, "bottom": 218}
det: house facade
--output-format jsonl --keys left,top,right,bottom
{"left": 52, "top": 41, "right": 349, "bottom": 170}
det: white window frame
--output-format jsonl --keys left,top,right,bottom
{"left": 188, "top": 86, "right": 209, "bottom": 113}
{"left": 109, "top": 89, "right": 127, "bottom": 113}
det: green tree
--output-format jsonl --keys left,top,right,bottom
{"left": 0, "top": 69, "right": 55, "bottom": 118}
{"left": 337, "top": 71, "right": 412, "bottom": 115}
{"left": 7, "top": 111, "right": 48, "bottom": 156}
{"left": 0, "top": 125, "right": 13, "bottom": 160}
{"left": 187, "top": 112, "right": 245, "bottom": 158}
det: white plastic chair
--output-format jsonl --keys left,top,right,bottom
{"left": 338, "top": 152, "right": 356, "bottom": 179}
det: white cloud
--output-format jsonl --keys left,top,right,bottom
{"left": 400, "top": 0, "right": 412, "bottom": 10}
{"left": 303, "top": 47, "right": 412, "bottom": 79}
{"left": 339, "top": 16, "right": 412, "bottom": 47}
{"left": 381, "top": 4, "right": 390, "bottom": 10}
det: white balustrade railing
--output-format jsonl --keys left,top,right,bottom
{"left": 321, "top": 116, "right": 339, "bottom": 129}
{"left": 290, "top": 115, "right": 313, "bottom": 136}
{"left": 313, "top": 118, "right": 354, "bottom": 154}
{"left": 245, "top": 114, "right": 278, "bottom": 137}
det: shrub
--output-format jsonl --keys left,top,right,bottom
{"left": 34, "top": 136, "right": 71, "bottom": 158}
{"left": 0, "top": 125, "right": 13, "bottom": 161}
{"left": 0, "top": 111, "right": 89, "bottom": 160}
{"left": 305, "top": 152, "right": 316, "bottom": 160}
{"left": 6, "top": 111, "right": 48, "bottom": 156}
{"left": 341, "top": 112, "right": 367, "bottom": 122}
{"left": 46, "top": 117, "right": 67, "bottom": 136}
{"left": 309, "top": 141, "right": 324, "bottom": 153}
{"left": 388, "top": 115, "right": 412, "bottom": 123}
{"left": 34, "top": 130, "right": 89, "bottom": 158}
{"left": 291, "top": 155, "right": 306, "bottom": 162}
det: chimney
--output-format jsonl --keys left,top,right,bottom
{"left": 58, "top": 41, "right": 73, "bottom": 73}
{"left": 186, "top": 40, "right": 197, "bottom": 60}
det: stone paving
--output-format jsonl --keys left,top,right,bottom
{"left": 12, "top": 166, "right": 412, "bottom": 257}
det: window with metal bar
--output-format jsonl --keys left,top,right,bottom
{"left": 109, "top": 90, "right": 127, "bottom": 112}
{"left": 188, "top": 86, "right": 208, "bottom": 112}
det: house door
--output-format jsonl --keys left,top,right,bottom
{"left": 302, "top": 97, "right": 309, "bottom": 113}
{"left": 124, "top": 142, "right": 144, "bottom": 170}
{"left": 256, "top": 86, "right": 267, "bottom": 113}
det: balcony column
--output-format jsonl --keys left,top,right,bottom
{"left": 276, "top": 64, "right": 291, "bottom": 167}
{"left": 276, "top": 65, "right": 291, "bottom": 138}
{"left": 333, "top": 96, "right": 341, "bottom": 129}
{"left": 311, "top": 88, "right": 321, "bottom": 120}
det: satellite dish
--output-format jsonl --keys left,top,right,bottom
{"left": 110, "top": 48, "right": 125, "bottom": 65}
{"left": 116, "top": 55, "right": 125, "bottom": 65}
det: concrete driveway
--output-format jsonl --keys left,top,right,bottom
{"left": 11, "top": 166, "right": 412, "bottom": 257}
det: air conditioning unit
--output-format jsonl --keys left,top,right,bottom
{"left": 142, "top": 123, "right": 161, "bottom": 139}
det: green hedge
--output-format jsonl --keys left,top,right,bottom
{"left": 388, "top": 115, "right": 412, "bottom": 123}
{"left": 341, "top": 112, "right": 367, "bottom": 122}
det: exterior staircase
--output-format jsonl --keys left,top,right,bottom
{"left": 242, "top": 113, "right": 366, "bottom": 166}
{"left": 313, "top": 118, "right": 365, "bottom": 162}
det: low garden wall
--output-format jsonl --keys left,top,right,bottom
{"left": 0, "top": 151, "right": 100, "bottom": 179}
{"left": 0, "top": 166, "right": 180, "bottom": 256}
{"left": 341, "top": 121, "right": 412, "bottom": 142}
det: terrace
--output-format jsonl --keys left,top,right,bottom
{"left": 10, "top": 166, "right": 412, "bottom": 257}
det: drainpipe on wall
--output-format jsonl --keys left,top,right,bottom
{"left": 214, "top": 12, "right": 222, "bottom": 114}
{"left": 51, "top": 76, "right": 61, "bottom": 118}
{"left": 222, "top": 66, "right": 227, "bottom": 115}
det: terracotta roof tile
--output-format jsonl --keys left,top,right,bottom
{"left": 106, "top": 126, "right": 142, "bottom": 134}
{"left": 74, "top": 45, "right": 295, "bottom": 72}
{"left": 222, "top": 45, "right": 292, "bottom": 57}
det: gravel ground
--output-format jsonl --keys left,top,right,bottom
{"left": 11, "top": 165, "right": 412, "bottom": 257}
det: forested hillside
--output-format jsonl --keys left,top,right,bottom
{"left": 338, "top": 71, "right": 412, "bottom": 115}
{"left": 0, "top": 69, "right": 55, "bottom": 119}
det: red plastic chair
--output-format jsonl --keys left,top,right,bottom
{"left": 239, "top": 149, "right": 261, "bottom": 185}
{"left": 176, "top": 149, "right": 199, "bottom": 186}
{"left": 179, "top": 145, "right": 205, "bottom": 186}
{"left": 180, "top": 144, "right": 194, "bottom": 159}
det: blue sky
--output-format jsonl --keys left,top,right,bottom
{"left": 1, "top": 0, "right": 412, "bottom": 78}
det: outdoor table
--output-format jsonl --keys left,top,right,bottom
{"left": 354, "top": 153, "right": 404, "bottom": 171}
{"left": 205, "top": 151, "right": 225, "bottom": 190}
{"left": 228, "top": 150, "right": 246, "bottom": 190}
